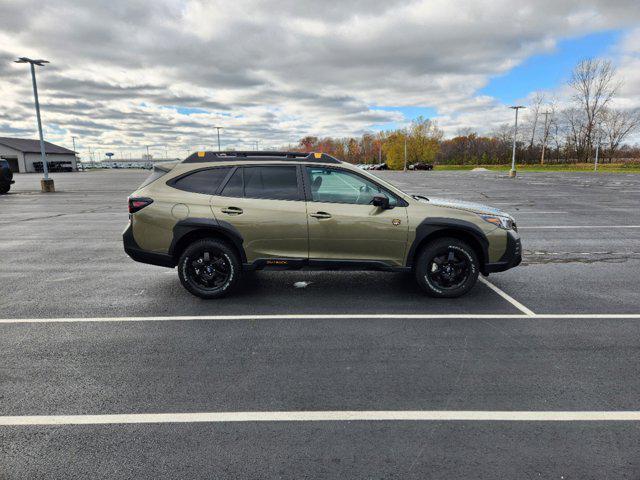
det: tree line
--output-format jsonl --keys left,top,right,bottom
{"left": 291, "top": 58, "right": 639, "bottom": 168}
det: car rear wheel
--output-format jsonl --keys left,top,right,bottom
{"left": 415, "top": 237, "right": 479, "bottom": 298}
{"left": 178, "top": 238, "right": 241, "bottom": 299}
{"left": 0, "top": 183, "right": 10, "bottom": 194}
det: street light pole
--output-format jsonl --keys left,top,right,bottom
{"left": 214, "top": 126, "right": 223, "bottom": 152}
{"left": 71, "top": 136, "right": 78, "bottom": 170}
{"left": 509, "top": 106, "right": 526, "bottom": 178}
{"left": 15, "top": 57, "right": 53, "bottom": 191}
{"left": 594, "top": 126, "right": 603, "bottom": 172}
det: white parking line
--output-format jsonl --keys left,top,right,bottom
{"left": 2, "top": 410, "right": 640, "bottom": 426}
{"left": 478, "top": 277, "right": 535, "bottom": 316}
{"left": 519, "top": 225, "right": 640, "bottom": 229}
{"left": 1, "top": 314, "right": 640, "bottom": 324}
{"left": 513, "top": 211, "right": 567, "bottom": 214}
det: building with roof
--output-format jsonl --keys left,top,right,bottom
{"left": 0, "top": 137, "right": 77, "bottom": 173}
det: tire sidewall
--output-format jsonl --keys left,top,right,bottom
{"left": 416, "top": 239, "right": 479, "bottom": 298}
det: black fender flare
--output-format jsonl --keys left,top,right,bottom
{"left": 169, "top": 218, "right": 247, "bottom": 263}
{"left": 406, "top": 217, "right": 489, "bottom": 267}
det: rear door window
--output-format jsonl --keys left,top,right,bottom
{"left": 220, "top": 168, "right": 243, "bottom": 197}
{"left": 243, "top": 166, "right": 300, "bottom": 200}
{"left": 170, "top": 167, "right": 230, "bottom": 195}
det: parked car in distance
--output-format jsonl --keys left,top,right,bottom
{"left": 0, "top": 159, "right": 15, "bottom": 194}
{"left": 409, "top": 162, "right": 434, "bottom": 170}
{"left": 370, "top": 163, "right": 388, "bottom": 170}
{"left": 123, "top": 151, "right": 521, "bottom": 300}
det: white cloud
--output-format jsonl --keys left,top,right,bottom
{"left": 0, "top": 0, "right": 639, "bottom": 158}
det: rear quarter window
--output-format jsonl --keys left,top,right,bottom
{"left": 169, "top": 168, "right": 231, "bottom": 195}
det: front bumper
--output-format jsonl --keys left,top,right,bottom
{"left": 123, "top": 222, "right": 176, "bottom": 268}
{"left": 482, "top": 229, "right": 522, "bottom": 274}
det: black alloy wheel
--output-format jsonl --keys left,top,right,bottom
{"left": 178, "top": 238, "right": 240, "bottom": 299}
{"left": 415, "top": 237, "right": 479, "bottom": 298}
{"left": 427, "top": 249, "right": 471, "bottom": 290}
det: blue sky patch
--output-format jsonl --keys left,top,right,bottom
{"left": 480, "top": 30, "right": 622, "bottom": 104}
{"left": 175, "top": 106, "right": 208, "bottom": 115}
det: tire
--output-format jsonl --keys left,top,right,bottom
{"left": 0, "top": 183, "right": 9, "bottom": 194}
{"left": 414, "top": 237, "right": 479, "bottom": 298}
{"left": 178, "top": 238, "right": 241, "bottom": 299}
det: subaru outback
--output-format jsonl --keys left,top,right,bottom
{"left": 123, "top": 151, "right": 521, "bottom": 299}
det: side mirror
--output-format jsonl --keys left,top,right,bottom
{"left": 371, "top": 195, "right": 390, "bottom": 209}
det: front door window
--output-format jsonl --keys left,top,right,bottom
{"left": 306, "top": 167, "right": 398, "bottom": 206}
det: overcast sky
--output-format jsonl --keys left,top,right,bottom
{"left": 0, "top": 0, "right": 639, "bottom": 159}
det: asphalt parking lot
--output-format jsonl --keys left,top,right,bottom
{"left": 1, "top": 169, "right": 640, "bottom": 478}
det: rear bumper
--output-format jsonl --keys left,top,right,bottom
{"left": 482, "top": 230, "right": 522, "bottom": 274}
{"left": 123, "top": 223, "right": 175, "bottom": 268}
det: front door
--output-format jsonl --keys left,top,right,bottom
{"left": 211, "top": 165, "right": 309, "bottom": 262}
{"left": 304, "top": 166, "right": 408, "bottom": 266}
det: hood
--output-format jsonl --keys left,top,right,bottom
{"left": 414, "top": 196, "right": 510, "bottom": 217}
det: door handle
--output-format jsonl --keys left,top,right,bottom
{"left": 221, "top": 206, "right": 243, "bottom": 215}
{"left": 310, "top": 211, "right": 332, "bottom": 219}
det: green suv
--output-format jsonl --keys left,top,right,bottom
{"left": 123, "top": 151, "right": 521, "bottom": 298}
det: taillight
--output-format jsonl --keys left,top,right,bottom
{"left": 128, "top": 197, "right": 153, "bottom": 214}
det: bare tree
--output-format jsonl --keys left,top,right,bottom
{"left": 600, "top": 108, "right": 640, "bottom": 162}
{"left": 539, "top": 107, "right": 554, "bottom": 165}
{"left": 526, "top": 92, "right": 545, "bottom": 150}
{"left": 561, "top": 107, "right": 588, "bottom": 162}
{"left": 568, "top": 58, "right": 621, "bottom": 161}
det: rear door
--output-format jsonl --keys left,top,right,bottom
{"left": 210, "top": 165, "right": 309, "bottom": 263}
{"left": 304, "top": 166, "right": 408, "bottom": 266}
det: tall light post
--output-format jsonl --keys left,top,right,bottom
{"left": 594, "top": 126, "right": 605, "bottom": 172}
{"left": 15, "top": 57, "right": 54, "bottom": 191}
{"left": 214, "top": 126, "right": 223, "bottom": 152}
{"left": 71, "top": 135, "right": 78, "bottom": 170}
{"left": 509, "top": 106, "right": 526, "bottom": 178}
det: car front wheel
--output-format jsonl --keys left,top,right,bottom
{"left": 178, "top": 238, "right": 241, "bottom": 299}
{"left": 415, "top": 237, "right": 479, "bottom": 298}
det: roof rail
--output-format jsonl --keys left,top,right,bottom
{"left": 182, "top": 151, "right": 342, "bottom": 164}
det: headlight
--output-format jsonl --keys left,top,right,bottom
{"left": 479, "top": 214, "right": 516, "bottom": 230}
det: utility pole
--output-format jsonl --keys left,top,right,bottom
{"left": 594, "top": 126, "right": 603, "bottom": 172}
{"left": 15, "top": 57, "right": 54, "bottom": 191}
{"left": 540, "top": 111, "right": 551, "bottom": 165}
{"left": 71, "top": 135, "right": 78, "bottom": 169}
{"left": 509, "top": 106, "right": 526, "bottom": 177}
{"left": 214, "top": 126, "right": 223, "bottom": 152}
